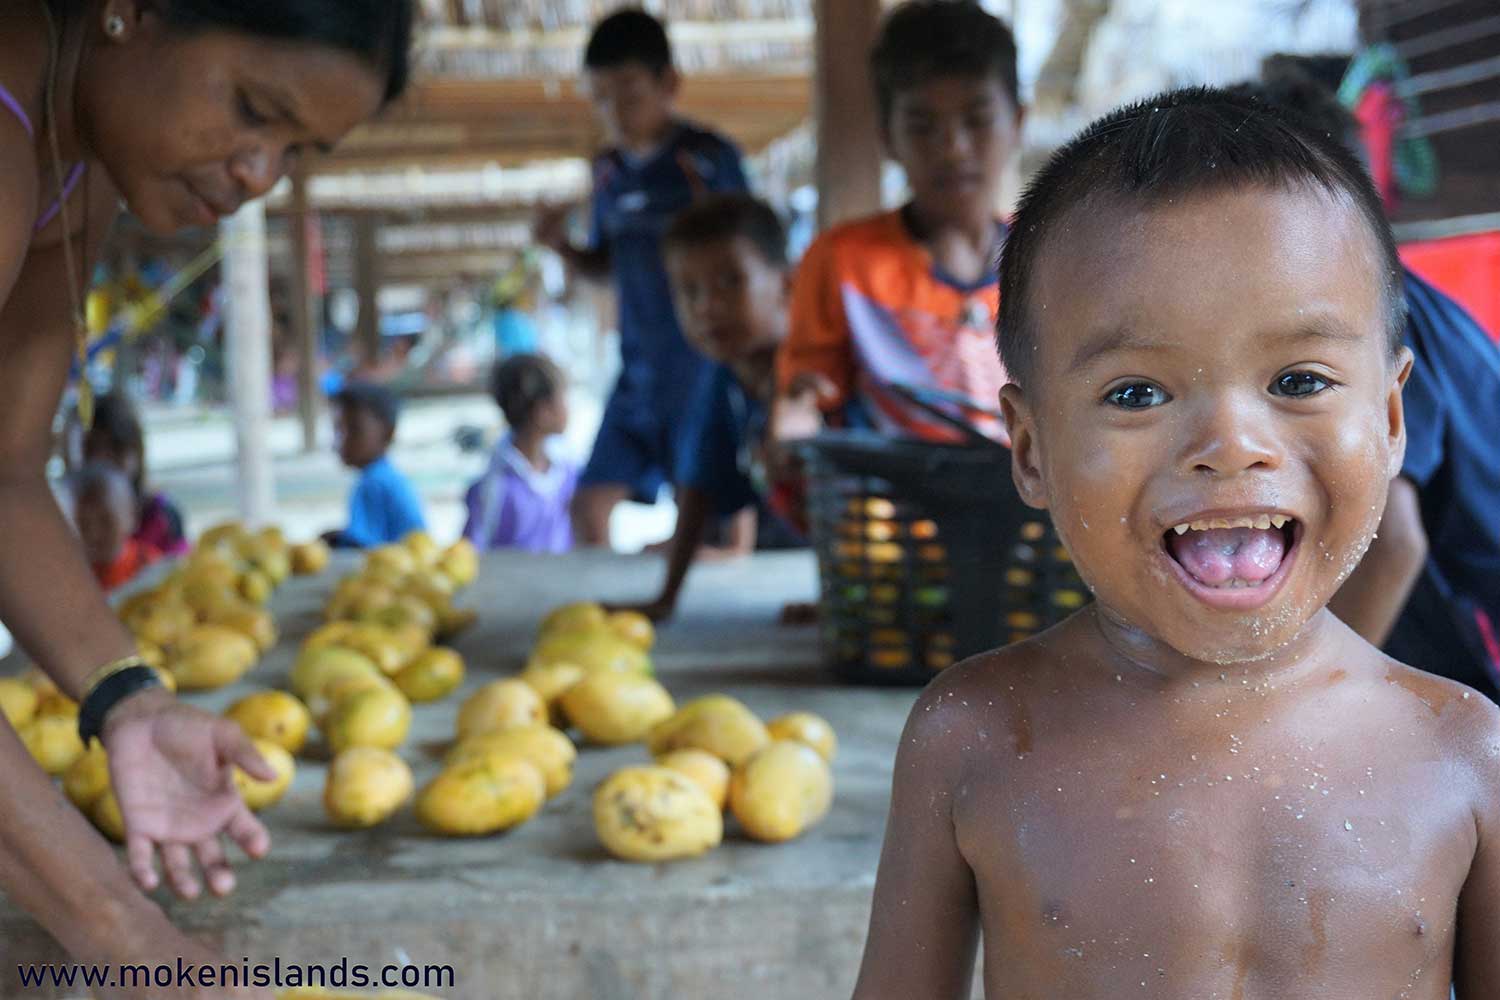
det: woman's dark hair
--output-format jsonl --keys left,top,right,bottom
{"left": 85, "top": 393, "right": 146, "bottom": 497}
{"left": 159, "top": 0, "right": 415, "bottom": 103}
{"left": 490, "top": 354, "right": 564, "bottom": 431}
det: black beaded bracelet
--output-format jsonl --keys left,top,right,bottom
{"left": 78, "top": 666, "right": 164, "bottom": 746}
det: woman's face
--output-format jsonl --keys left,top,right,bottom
{"left": 80, "top": 7, "right": 386, "bottom": 233}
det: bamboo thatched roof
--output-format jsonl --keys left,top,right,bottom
{"left": 295, "top": 2, "right": 817, "bottom": 211}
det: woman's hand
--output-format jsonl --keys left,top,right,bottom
{"left": 101, "top": 688, "right": 274, "bottom": 898}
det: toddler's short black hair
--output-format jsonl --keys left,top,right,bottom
{"left": 490, "top": 354, "right": 565, "bottom": 431}
{"left": 663, "top": 194, "right": 789, "bottom": 269}
{"left": 998, "top": 86, "right": 1406, "bottom": 391}
{"left": 585, "top": 8, "right": 672, "bottom": 76}
{"left": 333, "top": 382, "right": 401, "bottom": 435}
{"left": 871, "top": 1, "right": 1020, "bottom": 128}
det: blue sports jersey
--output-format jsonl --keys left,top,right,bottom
{"left": 587, "top": 121, "right": 749, "bottom": 416}
{"left": 341, "top": 455, "right": 427, "bottom": 549}
{"left": 675, "top": 363, "right": 802, "bottom": 549}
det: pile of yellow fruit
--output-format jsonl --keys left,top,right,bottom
{"left": 303, "top": 533, "right": 482, "bottom": 829}
{"left": 116, "top": 521, "right": 324, "bottom": 693}
{"left": 515, "top": 602, "right": 838, "bottom": 862}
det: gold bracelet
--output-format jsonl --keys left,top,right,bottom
{"left": 81, "top": 654, "right": 150, "bottom": 698}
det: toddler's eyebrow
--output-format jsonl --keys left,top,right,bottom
{"left": 1264, "top": 317, "right": 1366, "bottom": 348}
{"left": 1069, "top": 326, "right": 1171, "bottom": 371}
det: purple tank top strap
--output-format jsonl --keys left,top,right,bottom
{"left": 0, "top": 81, "right": 36, "bottom": 138}
{"left": 33, "top": 161, "right": 86, "bottom": 233}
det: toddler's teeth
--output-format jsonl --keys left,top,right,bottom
{"left": 1253, "top": 514, "right": 1272, "bottom": 530}
{"left": 1270, "top": 515, "right": 1288, "bottom": 529}
{"left": 1173, "top": 524, "right": 1190, "bottom": 535}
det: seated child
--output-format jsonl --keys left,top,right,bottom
{"left": 852, "top": 87, "right": 1500, "bottom": 999}
{"left": 73, "top": 463, "right": 161, "bottom": 590}
{"left": 80, "top": 392, "right": 189, "bottom": 557}
{"left": 323, "top": 382, "right": 426, "bottom": 549}
{"left": 463, "top": 354, "right": 578, "bottom": 554}
{"left": 613, "top": 194, "right": 804, "bottom": 622}
{"left": 772, "top": 0, "right": 1021, "bottom": 446}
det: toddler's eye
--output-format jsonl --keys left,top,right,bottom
{"left": 1104, "top": 382, "right": 1170, "bottom": 409}
{"left": 1271, "top": 372, "right": 1330, "bottom": 397}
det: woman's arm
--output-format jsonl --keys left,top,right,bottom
{"left": 0, "top": 176, "right": 271, "bottom": 899}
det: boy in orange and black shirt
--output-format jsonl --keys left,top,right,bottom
{"left": 772, "top": 1, "right": 1023, "bottom": 446}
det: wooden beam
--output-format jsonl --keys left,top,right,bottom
{"left": 288, "top": 173, "right": 320, "bottom": 452}
{"left": 221, "top": 203, "right": 277, "bottom": 525}
{"left": 814, "top": 0, "right": 883, "bottom": 229}
{"left": 353, "top": 215, "right": 381, "bottom": 364}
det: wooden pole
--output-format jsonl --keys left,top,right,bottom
{"left": 220, "top": 201, "right": 276, "bottom": 527}
{"left": 289, "top": 172, "right": 320, "bottom": 452}
{"left": 354, "top": 214, "right": 381, "bottom": 368}
{"left": 814, "top": 0, "right": 884, "bottom": 230}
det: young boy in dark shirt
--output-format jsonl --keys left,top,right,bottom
{"left": 534, "top": 8, "right": 749, "bottom": 548}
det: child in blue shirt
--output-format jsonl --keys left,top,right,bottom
{"left": 323, "top": 382, "right": 426, "bottom": 549}
{"left": 463, "top": 354, "right": 578, "bottom": 554}
{"left": 533, "top": 8, "right": 749, "bottom": 548}
{"left": 613, "top": 194, "right": 802, "bottom": 622}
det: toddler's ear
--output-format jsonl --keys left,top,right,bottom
{"left": 1386, "top": 346, "right": 1414, "bottom": 479}
{"left": 999, "top": 384, "right": 1047, "bottom": 511}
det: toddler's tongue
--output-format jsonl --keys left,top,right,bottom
{"left": 1167, "top": 526, "right": 1285, "bottom": 587}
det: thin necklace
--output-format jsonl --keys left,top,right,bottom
{"left": 38, "top": 0, "right": 94, "bottom": 427}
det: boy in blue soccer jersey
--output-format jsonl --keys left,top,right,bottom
{"left": 534, "top": 8, "right": 750, "bottom": 548}
{"left": 610, "top": 194, "right": 804, "bottom": 623}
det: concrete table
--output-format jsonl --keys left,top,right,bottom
{"left": 1, "top": 551, "right": 931, "bottom": 1000}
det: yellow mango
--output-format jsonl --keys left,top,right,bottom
{"left": 606, "top": 610, "right": 655, "bottom": 651}
{"left": 21, "top": 715, "right": 86, "bottom": 775}
{"left": 538, "top": 601, "right": 607, "bottom": 637}
{"left": 765, "top": 712, "right": 838, "bottom": 763}
{"left": 323, "top": 747, "right": 413, "bottom": 829}
{"left": 323, "top": 685, "right": 411, "bottom": 753}
{"left": 729, "top": 740, "right": 834, "bottom": 843}
{"left": 656, "top": 748, "right": 730, "bottom": 810}
{"left": 0, "top": 677, "right": 39, "bottom": 728}
{"left": 646, "top": 695, "right": 769, "bottom": 767}
{"left": 91, "top": 788, "right": 126, "bottom": 842}
{"left": 455, "top": 680, "right": 546, "bottom": 740}
{"left": 416, "top": 754, "right": 546, "bottom": 837}
{"left": 402, "top": 530, "right": 441, "bottom": 566}
{"left": 594, "top": 766, "right": 722, "bottom": 862}
{"left": 224, "top": 691, "right": 313, "bottom": 755}
{"left": 446, "top": 725, "right": 576, "bottom": 798}
{"left": 394, "top": 648, "right": 465, "bottom": 703}
{"left": 559, "top": 673, "right": 675, "bottom": 746}
{"left": 232, "top": 739, "right": 296, "bottom": 811}
{"left": 529, "top": 630, "right": 651, "bottom": 677}
{"left": 169, "top": 625, "right": 259, "bottom": 690}
{"left": 63, "top": 740, "right": 110, "bottom": 809}
{"left": 290, "top": 645, "right": 381, "bottom": 704}
{"left": 289, "top": 539, "right": 331, "bottom": 576}
{"left": 436, "top": 539, "right": 478, "bottom": 588}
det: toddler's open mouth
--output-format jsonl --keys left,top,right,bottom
{"left": 1160, "top": 513, "right": 1301, "bottom": 610}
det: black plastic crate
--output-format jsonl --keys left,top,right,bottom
{"left": 799, "top": 431, "right": 1087, "bottom": 685}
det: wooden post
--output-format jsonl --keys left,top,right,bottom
{"left": 220, "top": 201, "right": 276, "bottom": 527}
{"left": 814, "top": 0, "right": 885, "bottom": 230}
{"left": 354, "top": 214, "right": 381, "bottom": 367}
{"left": 289, "top": 172, "right": 320, "bottom": 452}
